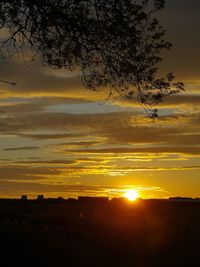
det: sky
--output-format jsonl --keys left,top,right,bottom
{"left": 0, "top": 0, "right": 199, "bottom": 199}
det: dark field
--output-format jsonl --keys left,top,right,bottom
{"left": 0, "top": 198, "right": 200, "bottom": 267}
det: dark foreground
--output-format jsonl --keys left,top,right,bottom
{"left": 0, "top": 198, "right": 200, "bottom": 267}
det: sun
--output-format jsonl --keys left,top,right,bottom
{"left": 124, "top": 190, "right": 139, "bottom": 201}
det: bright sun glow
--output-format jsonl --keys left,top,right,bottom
{"left": 124, "top": 190, "right": 139, "bottom": 201}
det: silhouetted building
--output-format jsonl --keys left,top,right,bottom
{"left": 37, "top": 195, "right": 44, "bottom": 200}
{"left": 21, "top": 195, "right": 27, "bottom": 200}
{"left": 169, "top": 197, "right": 193, "bottom": 200}
{"left": 57, "top": 196, "right": 64, "bottom": 201}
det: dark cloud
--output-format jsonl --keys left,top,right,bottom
{"left": 0, "top": 165, "right": 62, "bottom": 180}
{"left": 1, "top": 110, "right": 200, "bottom": 156}
{"left": 14, "top": 159, "right": 76, "bottom": 165}
{"left": 52, "top": 141, "right": 101, "bottom": 148}
{"left": 3, "top": 146, "right": 40, "bottom": 151}
{"left": 66, "top": 146, "right": 200, "bottom": 156}
{"left": 0, "top": 180, "right": 108, "bottom": 194}
{"left": 17, "top": 133, "right": 83, "bottom": 140}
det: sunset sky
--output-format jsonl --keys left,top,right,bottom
{"left": 0, "top": 0, "right": 199, "bottom": 199}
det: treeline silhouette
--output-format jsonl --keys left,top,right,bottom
{"left": 0, "top": 198, "right": 200, "bottom": 266}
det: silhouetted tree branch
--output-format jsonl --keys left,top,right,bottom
{"left": 0, "top": 0, "right": 184, "bottom": 117}
{"left": 0, "top": 79, "right": 16, "bottom": 87}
